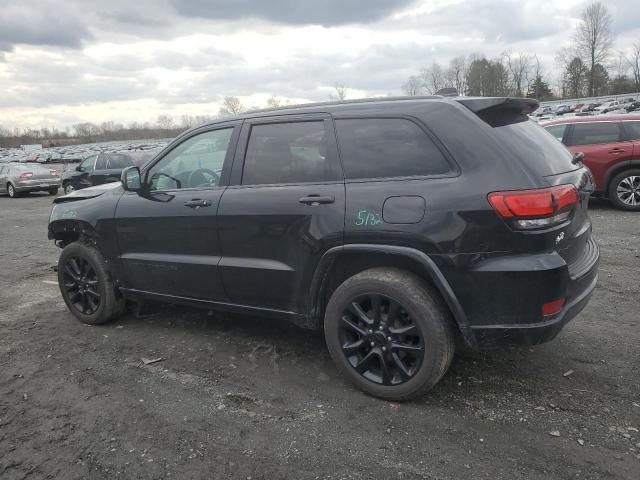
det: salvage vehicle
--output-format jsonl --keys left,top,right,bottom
{"left": 0, "top": 162, "right": 60, "bottom": 197}
{"left": 48, "top": 96, "right": 599, "bottom": 400}
{"left": 542, "top": 114, "right": 640, "bottom": 210}
{"left": 61, "top": 150, "right": 153, "bottom": 194}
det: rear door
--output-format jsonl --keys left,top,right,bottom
{"left": 621, "top": 119, "right": 640, "bottom": 157}
{"left": 217, "top": 114, "right": 345, "bottom": 312}
{"left": 565, "top": 121, "right": 633, "bottom": 191}
{"left": 90, "top": 153, "right": 126, "bottom": 185}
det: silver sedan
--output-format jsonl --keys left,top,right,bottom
{"left": 0, "top": 163, "right": 61, "bottom": 198}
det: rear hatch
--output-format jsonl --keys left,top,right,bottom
{"left": 459, "top": 98, "right": 595, "bottom": 273}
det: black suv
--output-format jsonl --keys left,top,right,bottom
{"left": 48, "top": 97, "right": 599, "bottom": 400}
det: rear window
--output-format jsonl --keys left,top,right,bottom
{"left": 570, "top": 122, "right": 621, "bottom": 146}
{"left": 334, "top": 118, "right": 451, "bottom": 180}
{"left": 481, "top": 112, "right": 576, "bottom": 175}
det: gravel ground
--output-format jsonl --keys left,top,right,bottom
{"left": 0, "top": 192, "right": 638, "bottom": 480}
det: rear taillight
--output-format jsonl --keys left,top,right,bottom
{"left": 488, "top": 184, "right": 578, "bottom": 230}
{"left": 542, "top": 298, "right": 565, "bottom": 317}
{"left": 19, "top": 172, "right": 33, "bottom": 179}
{"left": 49, "top": 169, "right": 58, "bottom": 176}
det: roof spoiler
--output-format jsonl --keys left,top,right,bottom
{"left": 454, "top": 97, "right": 539, "bottom": 115}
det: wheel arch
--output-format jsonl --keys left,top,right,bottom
{"left": 48, "top": 219, "right": 98, "bottom": 246}
{"left": 309, "top": 244, "right": 476, "bottom": 348}
{"left": 603, "top": 160, "right": 640, "bottom": 196}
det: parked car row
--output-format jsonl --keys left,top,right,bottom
{"left": 531, "top": 97, "right": 640, "bottom": 122}
{"left": 0, "top": 140, "right": 168, "bottom": 165}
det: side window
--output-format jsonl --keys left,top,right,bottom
{"left": 623, "top": 121, "right": 640, "bottom": 140}
{"left": 95, "top": 154, "right": 108, "bottom": 170}
{"left": 570, "top": 122, "right": 621, "bottom": 146}
{"left": 147, "top": 128, "right": 233, "bottom": 191}
{"left": 79, "top": 155, "right": 97, "bottom": 172}
{"left": 334, "top": 118, "right": 451, "bottom": 180}
{"left": 0, "top": 166, "right": 5, "bottom": 175}
{"left": 545, "top": 124, "right": 567, "bottom": 143}
{"left": 105, "top": 153, "right": 133, "bottom": 169}
{"left": 242, "top": 121, "right": 338, "bottom": 185}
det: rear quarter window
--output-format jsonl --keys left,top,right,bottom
{"left": 480, "top": 112, "right": 576, "bottom": 175}
{"left": 334, "top": 118, "right": 451, "bottom": 180}
{"left": 623, "top": 121, "right": 640, "bottom": 140}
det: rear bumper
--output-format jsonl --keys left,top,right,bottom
{"left": 15, "top": 180, "right": 60, "bottom": 192}
{"left": 446, "top": 238, "right": 599, "bottom": 349}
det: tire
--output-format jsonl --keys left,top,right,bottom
{"left": 48, "top": 187, "right": 59, "bottom": 195}
{"left": 57, "top": 241, "right": 125, "bottom": 325}
{"left": 609, "top": 169, "right": 640, "bottom": 211}
{"left": 7, "top": 183, "right": 18, "bottom": 198}
{"left": 324, "top": 267, "right": 455, "bottom": 401}
{"left": 63, "top": 183, "right": 75, "bottom": 195}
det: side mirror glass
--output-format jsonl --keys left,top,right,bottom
{"left": 121, "top": 166, "right": 141, "bottom": 191}
{"left": 76, "top": 165, "right": 83, "bottom": 172}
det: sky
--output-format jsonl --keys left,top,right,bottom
{"left": 1, "top": 0, "right": 639, "bottom": 130}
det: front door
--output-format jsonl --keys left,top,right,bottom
{"left": 217, "top": 115, "right": 345, "bottom": 313}
{"left": 115, "top": 123, "right": 240, "bottom": 301}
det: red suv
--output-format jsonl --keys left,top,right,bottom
{"left": 542, "top": 114, "right": 640, "bottom": 210}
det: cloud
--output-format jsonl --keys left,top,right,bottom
{"left": 0, "top": 3, "right": 93, "bottom": 52}
{"left": 171, "top": 0, "right": 417, "bottom": 26}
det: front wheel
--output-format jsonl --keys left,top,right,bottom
{"left": 324, "top": 267, "right": 455, "bottom": 401}
{"left": 63, "top": 183, "right": 75, "bottom": 195}
{"left": 57, "top": 241, "right": 125, "bottom": 325}
{"left": 609, "top": 169, "right": 640, "bottom": 211}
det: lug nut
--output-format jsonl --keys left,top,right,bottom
{"left": 381, "top": 346, "right": 387, "bottom": 352}
{"left": 387, "top": 337, "right": 392, "bottom": 341}
{"left": 370, "top": 341, "right": 375, "bottom": 347}
{"left": 368, "top": 329, "right": 373, "bottom": 334}
{"left": 378, "top": 325, "right": 384, "bottom": 330}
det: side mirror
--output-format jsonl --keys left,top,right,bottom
{"left": 76, "top": 165, "right": 83, "bottom": 172}
{"left": 121, "top": 166, "right": 142, "bottom": 191}
{"left": 572, "top": 152, "right": 585, "bottom": 165}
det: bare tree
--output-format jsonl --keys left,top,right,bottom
{"left": 420, "top": 62, "right": 449, "bottom": 94}
{"left": 329, "top": 83, "right": 349, "bottom": 101}
{"left": 218, "top": 96, "right": 246, "bottom": 116}
{"left": 446, "top": 56, "right": 467, "bottom": 96}
{"left": 401, "top": 76, "right": 422, "bottom": 96}
{"left": 504, "top": 51, "right": 532, "bottom": 97}
{"left": 156, "top": 115, "right": 174, "bottom": 137}
{"left": 574, "top": 2, "right": 614, "bottom": 96}
{"left": 625, "top": 42, "right": 640, "bottom": 90}
{"left": 267, "top": 95, "right": 288, "bottom": 108}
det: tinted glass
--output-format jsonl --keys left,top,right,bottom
{"left": 570, "top": 122, "right": 621, "bottom": 146}
{"left": 242, "top": 121, "right": 338, "bottom": 185}
{"left": 147, "top": 128, "right": 233, "bottom": 191}
{"left": 104, "top": 153, "right": 135, "bottom": 169}
{"left": 334, "top": 118, "right": 450, "bottom": 179}
{"left": 623, "top": 121, "right": 640, "bottom": 140}
{"left": 79, "top": 155, "right": 97, "bottom": 172}
{"left": 95, "top": 154, "right": 108, "bottom": 170}
{"left": 545, "top": 124, "right": 567, "bottom": 143}
{"left": 479, "top": 113, "right": 576, "bottom": 175}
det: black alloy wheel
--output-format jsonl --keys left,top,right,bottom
{"left": 338, "top": 293, "right": 424, "bottom": 386}
{"left": 61, "top": 256, "right": 102, "bottom": 315}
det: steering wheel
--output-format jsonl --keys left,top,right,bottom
{"left": 188, "top": 168, "right": 220, "bottom": 188}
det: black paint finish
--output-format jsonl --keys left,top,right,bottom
{"left": 49, "top": 96, "right": 599, "bottom": 349}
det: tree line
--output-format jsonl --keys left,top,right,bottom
{"left": 402, "top": 2, "right": 640, "bottom": 101}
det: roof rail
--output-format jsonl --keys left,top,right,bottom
{"left": 245, "top": 95, "right": 444, "bottom": 114}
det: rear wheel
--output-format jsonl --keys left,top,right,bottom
{"left": 609, "top": 169, "right": 640, "bottom": 211}
{"left": 7, "top": 183, "right": 18, "bottom": 198}
{"left": 324, "top": 267, "right": 455, "bottom": 401}
{"left": 58, "top": 241, "right": 125, "bottom": 325}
